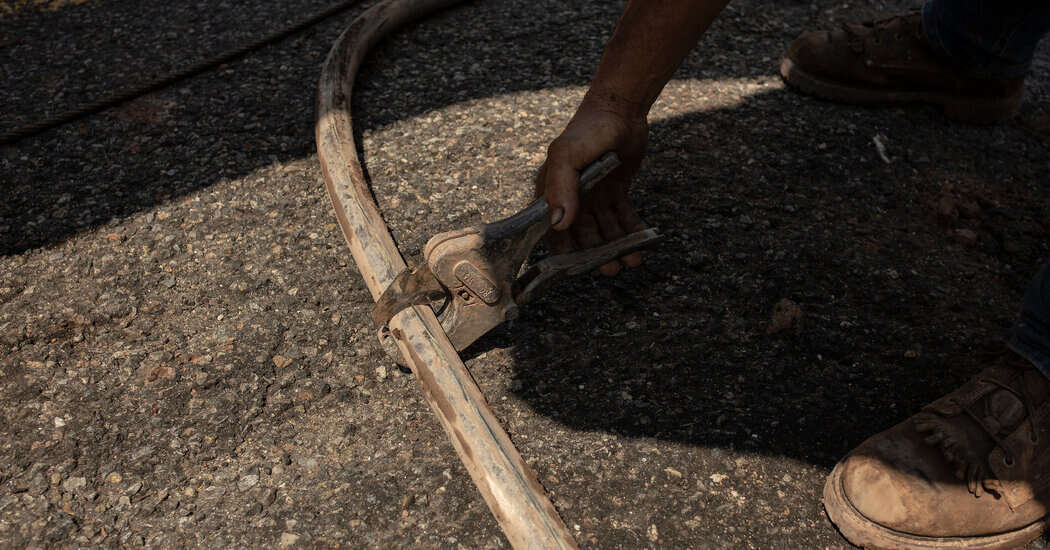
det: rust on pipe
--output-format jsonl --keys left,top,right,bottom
{"left": 315, "top": 1, "right": 579, "bottom": 548}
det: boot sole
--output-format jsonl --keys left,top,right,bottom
{"left": 780, "top": 57, "right": 1022, "bottom": 124}
{"left": 823, "top": 459, "right": 1047, "bottom": 550}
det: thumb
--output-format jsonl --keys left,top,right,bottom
{"left": 544, "top": 155, "right": 581, "bottom": 231}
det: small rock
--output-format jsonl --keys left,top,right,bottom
{"left": 238, "top": 474, "right": 259, "bottom": 491}
{"left": 161, "top": 277, "right": 176, "bottom": 289}
{"left": 710, "top": 473, "right": 728, "bottom": 484}
{"left": 375, "top": 366, "right": 387, "bottom": 381}
{"left": 149, "top": 350, "right": 174, "bottom": 362}
{"left": 686, "top": 135, "right": 709, "bottom": 152}
{"left": 131, "top": 445, "right": 155, "bottom": 462}
{"left": 53, "top": 417, "right": 66, "bottom": 428}
{"left": 147, "top": 366, "right": 175, "bottom": 382}
{"left": 272, "top": 355, "right": 293, "bottom": 369}
{"left": 203, "top": 485, "right": 226, "bottom": 498}
{"left": 952, "top": 228, "right": 978, "bottom": 245}
{"left": 127, "top": 481, "right": 142, "bottom": 495}
{"left": 279, "top": 532, "right": 300, "bottom": 548}
{"left": 258, "top": 488, "right": 277, "bottom": 506}
{"left": 936, "top": 195, "right": 959, "bottom": 226}
{"left": 958, "top": 199, "right": 981, "bottom": 219}
{"left": 295, "top": 457, "right": 318, "bottom": 471}
{"left": 767, "top": 298, "right": 802, "bottom": 334}
{"left": 106, "top": 473, "right": 123, "bottom": 484}
{"left": 62, "top": 477, "right": 86, "bottom": 492}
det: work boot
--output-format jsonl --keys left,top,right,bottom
{"left": 823, "top": 353, "right": 1050, "bottom": 550}
{"left": 780, "top": 13, "right": 1024, "bottom": 123}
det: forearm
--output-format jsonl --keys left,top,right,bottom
{"left": 587, "top": 0, "right": 730, "bottom": 117}
{"left": 538, "top": 0, "right": 729, "bottom": 235}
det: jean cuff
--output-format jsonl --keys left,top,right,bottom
{"left": 921, "top": 1, "right": 1033, "bottom": 80}
{"left": 1010, "top": 337, "right": 1050, "bottom": 381}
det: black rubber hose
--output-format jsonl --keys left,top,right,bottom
{"left": 0, "top": 0, "right": 364, "bottom": 146}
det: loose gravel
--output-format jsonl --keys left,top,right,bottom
{"left": 2, "top": 0, "right": 1048, "bottom": 548}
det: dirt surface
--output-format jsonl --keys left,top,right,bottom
{"left": 2, "top": 0, "right": 1049, "bottom": 548}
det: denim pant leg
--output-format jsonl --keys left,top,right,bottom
{"left": 1010, "top": 263, "right": 1050, "bottom": 378}
{"left": 922, "top": 0, "right": 1050, "bottom": 79}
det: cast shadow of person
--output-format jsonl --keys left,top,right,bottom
{"left": 468, "top": 84, "right": 1050, "bottom": 545}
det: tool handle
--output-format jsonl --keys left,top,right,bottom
{"left": 514, "top": 228, "right": 663, "bottom": 304}
{"left": 576, "top": 152, "right": 621, "bottom": 195}
{"left": 414, "top": 152, "right": 624, "bottom": 351}
{"left": 484, "top": 152, "right": 621, "bottom": 242}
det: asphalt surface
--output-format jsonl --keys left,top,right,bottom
{"left": 2, "top": 0, "right": 1049, "bottom": 548}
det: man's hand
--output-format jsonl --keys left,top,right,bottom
{"left": 534, "top": 0, "right": 729, "bottom": 276}
{"left": 536, "top": 91, "right": 649, "bottom": 276}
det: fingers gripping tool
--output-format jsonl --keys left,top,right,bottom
{"left": 372, "top": 153, "right": 663, "bottom": 352}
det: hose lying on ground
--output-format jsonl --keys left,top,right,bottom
{"left": 315, "top": 1, "right": 580, "bottom": 548}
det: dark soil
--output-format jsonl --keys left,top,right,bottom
{"left": 2, "top": 0, "right": 1048, "bottom": 548}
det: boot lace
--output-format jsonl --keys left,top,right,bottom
{"left": 961, "top": 376, "right": 1041, "bottom": 467}
{"left": 841, "top": 14, "right": 923, "bottom": 55}
{"left": 916, "top": 362, "right": 1046, "bottom": 498}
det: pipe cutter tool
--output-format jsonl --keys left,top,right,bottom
{"left": 372, "top": 153, "right": 663, "bottom": 351}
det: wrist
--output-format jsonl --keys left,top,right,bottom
{"left": 580, "top": 83, "right": 650, "bottom": 124}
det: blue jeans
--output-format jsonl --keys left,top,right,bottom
{"left": 923, "top": 0, "right": 1050, "bottom": 79}
{"left": 1012, "top": 263, "right": 1050, "bottom": 377}
{"left": 920, "top": 1, "right": 1050, "bottom": 374}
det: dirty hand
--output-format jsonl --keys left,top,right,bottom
{"left": 536, "top": 92, "right": 649, "bottom": 276}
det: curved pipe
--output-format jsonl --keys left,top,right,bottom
{"left": 315, "top": 1, "right": 578, "bottom": 548}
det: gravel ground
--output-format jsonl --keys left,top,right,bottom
{"left": 2, "top": 0, "right": 1049, "bottom": 548}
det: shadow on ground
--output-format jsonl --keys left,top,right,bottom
{"left": 485, "top": 92, "right": 1050, "bottom": 465}
{"left": 1, "top": 0, "right": 662, "bottom": 254}
{"left": 2, "top": 0, "right": 1049, "bottom": 548}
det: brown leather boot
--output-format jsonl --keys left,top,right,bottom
{"left": 780, "top": 13, "right": 1025, "bottom": 124}
{"left": 824, "top": 354, "right": 1050, "bottom": 550}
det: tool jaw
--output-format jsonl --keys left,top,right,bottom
{"left": 370, "top": 152, "right": 654, "bottom": 355}
{"left": 424, "top": 223, "right": 529, "bottom": 352}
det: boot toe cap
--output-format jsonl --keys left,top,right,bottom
{"left": 839, "top": 450, "right": 926, "bottom": 532}
{"left": 833, "top": 422, "right": 1025, "bottom": 538}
